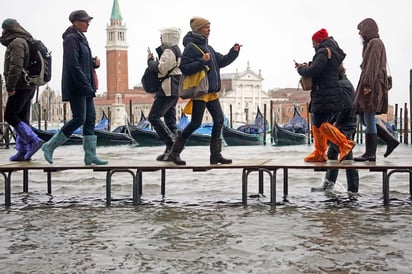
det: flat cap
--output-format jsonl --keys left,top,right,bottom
{"left": 69, "top": 10, "right": 93, "bottom": 23}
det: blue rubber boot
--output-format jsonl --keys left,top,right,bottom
{"left": 83, "top": 135, "right": 108, "bottom": 165}
{"left": 42, "top": 130, "right": 69, "bottom": 164}
{"left": 13, "top": 122, "right": 44, "bottom": 160}
{"left": 9, "top": 136, "right": 28, "bottom": 161}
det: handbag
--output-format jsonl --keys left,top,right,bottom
{"left": 178, "top": 43, "right": 209, "bottom": 99}
{"left": 299, "top": 47, "right": 331, "bottom": 91}
{"left": 387, "top": 62, "right": 392, "bottom": 90}
{"left": 300, "top": 77, "right": 312, "bottom": 91}
{"left": 387, "top": 75, "right": 392, "bottom": 90}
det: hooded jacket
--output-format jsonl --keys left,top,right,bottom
{"left": 61, "top": 26, "right": 96, "bottom": 101}
{"left": 297, "top": 37, "right": 348, "bottom": 114}
{"left": 329, "top": 74, "right": 357, "bottom": 131}
{"left": 180, "top": 31, "right": 239, "bottom": 93}
{"left": 354, "top": 18, "right": 389, "bottom": 114}
{"left": 0, "top": 23, "right": 33, "bottom": 91}
{"left": 147, "top": 27, "right": 182, "bottom": 96}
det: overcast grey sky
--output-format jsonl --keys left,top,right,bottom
{"left": 1, "top": 0, "right": 411, "bottom": 106}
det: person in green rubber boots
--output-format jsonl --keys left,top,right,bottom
{"left": 42, "top": 10, "right": 107, "bottom": 165}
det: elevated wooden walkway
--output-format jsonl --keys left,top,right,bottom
{"left": 1, "top": 158, "right": 411, "bottom": 207}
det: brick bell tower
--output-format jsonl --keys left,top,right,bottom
{"left": 105, "top": 0, "right": 129, "bottom": 100}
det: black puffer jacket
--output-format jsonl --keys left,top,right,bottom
{"left": 298, "top": 37, "right": 348, "bottom": 114}
{"left": 180, "top": 31, "right": 238, "bottom": 93}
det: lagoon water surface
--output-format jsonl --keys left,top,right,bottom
{"left": 1, "top": 143, "right": 412, "bottom": 273}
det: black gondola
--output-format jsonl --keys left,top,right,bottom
{"left": 271, "top": 105, "right": 308, "bottom": 146}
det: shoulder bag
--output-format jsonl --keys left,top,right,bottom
{"left": 179, "top": 43, "right": 209, "bottom": 99}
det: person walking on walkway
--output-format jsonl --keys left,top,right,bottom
{"left": 296, "top": 28, "right": 355, "bottom": 163}
{"left": 168, "top": 16, "right": 241, "bottom": 165}
{"left": 312, "top": 65, "right": 359, "bottom": 194}
{"left": 0, "top": 18, "right": 43, "bottom": 161}
{"left": 147, "top": 27, "right": 182, "bottom": 161}
{"left": 354, "top": 18, "right": 398, "bottom": 162}
{"left": 42, "top": 10, "right": 107, "bottom": 165}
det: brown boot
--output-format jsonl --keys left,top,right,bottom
{"left": 210, "top": 138, "right": 232, "bottom": 164}
{"left": 320, "top": 122, "right": 355, "bottom": 162}
{"left": 304, "top": 125, "right": 328, "bottom": 162}
{"left": 167, "top": 136, "right": 186, "bottom": 165}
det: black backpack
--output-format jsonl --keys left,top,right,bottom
{"left": 23, "top": 38, "right": 52, "bottom": 87}
{"left": 141, "top": 47, "right": 179, "bottom": 93}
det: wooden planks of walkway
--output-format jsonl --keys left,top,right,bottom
{"left": 1, "top": 158, "right": 411, "bottom": 207}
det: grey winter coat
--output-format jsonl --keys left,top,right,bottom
{"left": 0, "top": 23, "right": 33, "bottom": 91}
{"left": 354, "top": 18, "right": 389, "bottom": 114}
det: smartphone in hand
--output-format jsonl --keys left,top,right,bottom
{"left": 293, "top": 59, "right": 300, "bottom": 68}
{"left": 147, "top": 47, "right": 152, "bottom": 54}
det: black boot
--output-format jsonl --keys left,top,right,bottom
{"left": 354, "top": 133, "right": 377, "bottom": 162}
{"left": 376, "top": 122, "right": 400, "bottom": 158}
{"left": 153, "top": 122, "right": 176, "bottom": 161}
{"left": 156, "top": 144, "right": 173, "bottom": 161}
{"left": 168, "top": 136, "right": 186, "bottom": 165}
{"left": 210, "top": 138, "right": 232, "bottom": 164}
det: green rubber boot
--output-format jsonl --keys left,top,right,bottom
{"left": 42, "top": 130, "right": 69, "bottom": 164}
{"left": 83, "top": 135, "right": 108, "bottom": 165}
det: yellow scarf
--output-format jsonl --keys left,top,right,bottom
{"left": 183, "top": 92, "right": 219, "bottom": 115}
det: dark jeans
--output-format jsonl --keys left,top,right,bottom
{"left": 181, "top": 99, "right": 224, "bottom": 140}
{"left": 148, "top": 95, "right": 178, "bottom": 146}
{"left": 61, "top": 96, "right": 96, "bottom": 137}
{"left": 4, "top": 88, "right": 35, "bottom": 126}
{"left": 325, "top": 128, "right": 359, "bottom": 192}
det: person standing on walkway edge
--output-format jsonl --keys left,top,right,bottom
{"left": 147, "top": 27, "right": 182, "bottom": 161}
{"left": 354, "top": 18, "right": 399, "bottom": 162}
{"left": 295, "top": 28, "right": 355, "bottom": 163}
{"left": 312, "top": 65, "right": 359, "bottom": 195}
{"left": 42, "top": 10, "right": 107, "bottom": 165}
{"left": 0, "top": 18, "right": 43, "bottom": 161}
{"left": 168, "top": 16, "right": 241, "bottom": 165}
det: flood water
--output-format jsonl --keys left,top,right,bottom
{"left": 1, "top": 142, "right": 412, "bottom": 273}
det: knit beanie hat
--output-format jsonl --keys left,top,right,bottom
{"left": 2, "top": 18, "right": 18, "bottom": 29}
{"left": 312, "top": 28, "right": 328, "bottom": 43}
{"left": 190, "top": 17, "right": 210, "bottom": 32}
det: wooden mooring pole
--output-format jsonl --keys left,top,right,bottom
{"left": 404, "top": 103, "right": 409, "bottom": 144}
{"left": 409, "top": 69, "right": 412, "bottom": 144}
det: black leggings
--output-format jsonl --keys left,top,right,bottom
{"left": 180, "top": 99, "right": 224, "bottom": 140}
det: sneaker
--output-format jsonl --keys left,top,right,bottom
{"left": 311, "top": 179, "right": 335, "bottom": 192}
{"left": 347, "top": 191, "right": 360, "bottom": 198}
